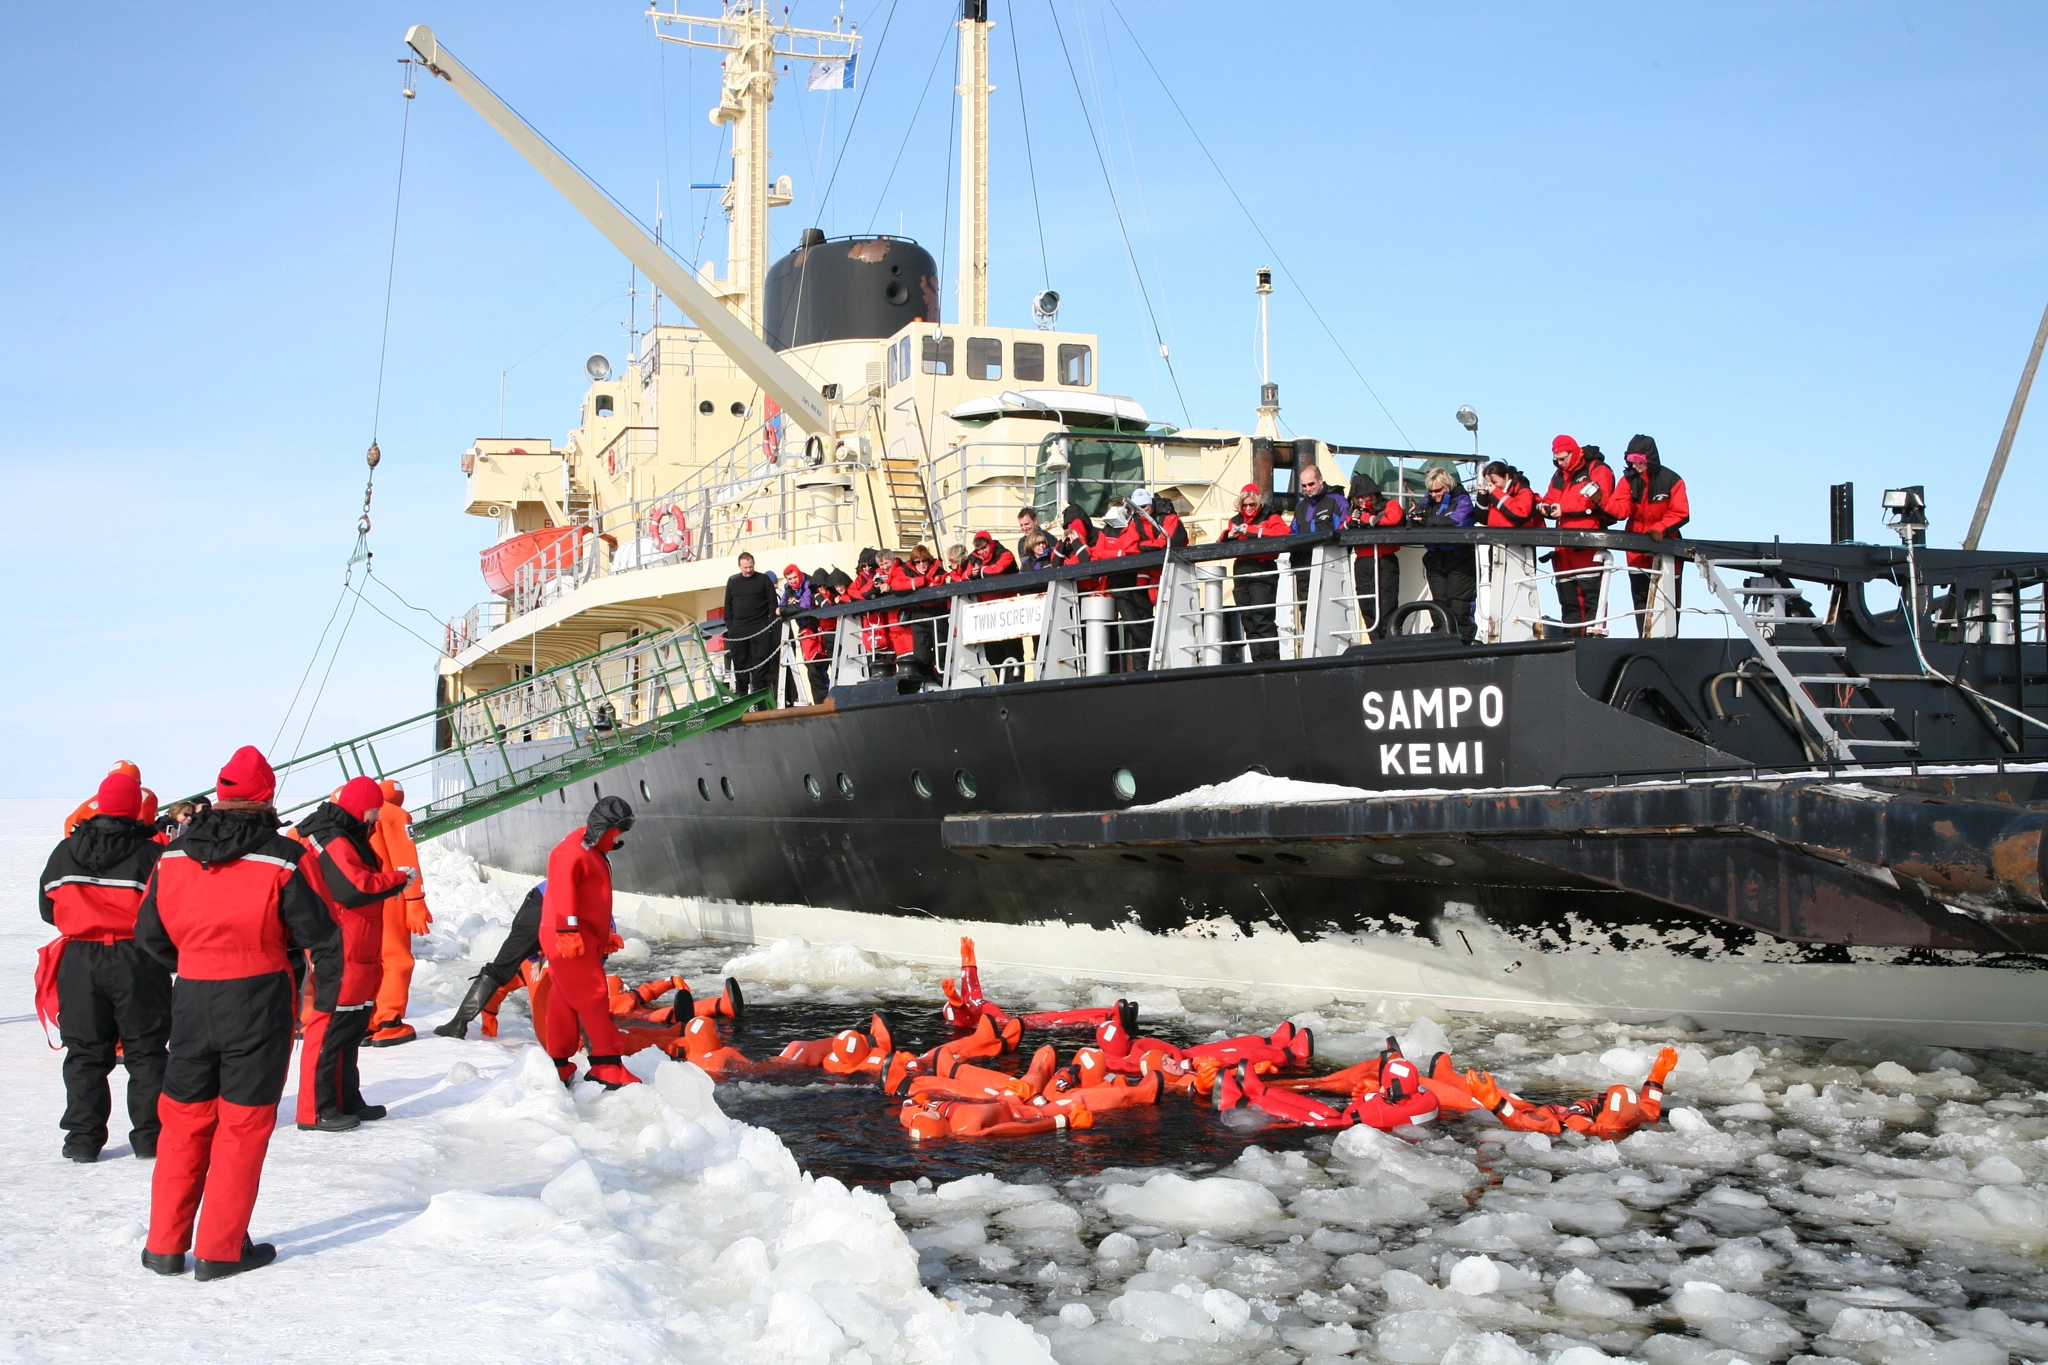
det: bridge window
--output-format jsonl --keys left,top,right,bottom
{"left": 921, "top": 335, "right": 954, "bottom": 376}
{"left": 1013, "top": 341, "right": 1045, "bottom": 383}
{"left": 1057, "top": 344, "right": 1091, "bottom": 387}
{"left": 594, "top": 394, "right": 614, "bottom": 417}
{"left": 966, "top": 337, "right": 1002, "bottom": 381}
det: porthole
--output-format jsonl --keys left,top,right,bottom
{"left": 639, "top": 780, "right": 652, "bottom": 801}
{"left": 837, "top": 772, "right": 855, "bottom": 799}
{"left": 697, "top": 778, "right": 711, "bottom": 801}
{"left": 698, "top": 399, "right": 714, "bottom": 414}
{"left": 1370, "top": 852, "right": 1403, "bottom": 866}
{"left": 954, "top": 769, "right": 978, "bottom": 799}
{"left": 1119, "top": 853, "right": 1147, "bottom": 864}
{"left": 1235, "top": 853, "right": 1265, "bottom": 865}
{"left": 805, "top": 773, "right": 822, "bottom": 799}
{"left": 1420, "top": 852, "right": 1454, "bottom": 867}
{"left": 720, "top": 776, "right": 735, "bottom": 801}
{"left": 1157, "top": 852, "right": 1184, "bottom": 864}
{"left": 1111, "top": 768, "right": 1137, "bottom": 801}
{"left": 729, "top": 401, "right": 746, "bottom": 417}
{"left": 1276, "top": 852, "right": 1310, "bottom": 866}
{"left": 912, "top": 769, "right": 933, "bottom": 798}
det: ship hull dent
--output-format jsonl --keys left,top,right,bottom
{"left": 445, "top": 647, "right": 2047, "bottom": 1049}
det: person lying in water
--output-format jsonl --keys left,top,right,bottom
{"left": 1213, "top": 1040, "right": 1451, "bottom": 1132}
{"left": 898, "top": 1092, "right": 1093, "bottom": 1141}
{"left": 1464, "top": 1047, "right": 1678, "bottom": 1141}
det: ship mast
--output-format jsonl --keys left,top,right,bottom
{"left": 650, "top": 2, "right": 858, "bottom": 336}
{"left": 1254, "top": 266, "right": 1280, "bottom": 439}
{"left": 957, "top": 1, "right": 993, "bottom": 327}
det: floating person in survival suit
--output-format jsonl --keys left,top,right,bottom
{"left": 898, "top": 1093, "right": 1093, "bottom": 1141}
{"left": 878, "top": 1013, "right": 1016, "bottom": 1095}
{"left": 938, "top": 937, "right": 1125, "bottom": 1034}
{"left": 769, "top": 1015, "right": 896, "bottom": 1075}
{"left": 904, "top": 1042, "right": 1058, "bottom": 1103}
{"left": 1267, "top": 1037, "right": 1481, "bottom": 1114}
{"left": 1022, "top": 1048, "right": 1165, "bottom": 1118}
{"left": 1464, "top": 1047, "right": 1678, "bottom": 1141}
{"left": 1215, "top": 1048, "right": 1442, "bottom": 1132}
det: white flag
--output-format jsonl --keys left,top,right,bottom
{"left": 807, "top": 55, "right": 856, "bottom": 91}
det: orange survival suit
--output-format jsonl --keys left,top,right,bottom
{"left": 365, "top": 779, "right": 432, "bottom": 1045}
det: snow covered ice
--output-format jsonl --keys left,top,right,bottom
{"left": 8, "top": 802, "right": 2048, "bottom": 1364}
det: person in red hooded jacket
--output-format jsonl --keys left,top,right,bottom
{"left": 134, "top": 746, "right": 344, "bottom": 1281}
{"left": 1620, "top": 434, "right": 1689, "bottom": 628}
{"left": 541, "top": 796, "right": 640, "bottom": 1089}
{"left": 63, "top": 760, "right": 158, "bottom": 838}
{"left": 1219, "top": 484, "right": 1293, "bottom": 662}
{"left": 38, "top": 770, "right": 171, "bottom": 1163}
{"left": 291, "top": 777, "right": 412, "bottom": 1130}
{"left": 1538, "top": 435, "right": 1632, "bottom": 635}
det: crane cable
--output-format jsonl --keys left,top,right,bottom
{"left": 272, "top": 62, "right": 418, "bottom": 757}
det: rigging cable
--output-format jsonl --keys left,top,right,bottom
{"left": 1004, "top": 0, "right": 1051, "bottom": 290}
{"left": 811, "top": 0, "right": 901, "bottom": 228}
{"left": 1104, "top": 0, "right": 1415, "bottom": 449}
{"left": 1043, "top": 0, "right": 1189, "bottom": 426}
{"left": 864, "top": 26, "right": 956, "bottom": 233}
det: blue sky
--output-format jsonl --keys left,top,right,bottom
{"left": 3, "top": 2, "right": 2045, "bottom": 798}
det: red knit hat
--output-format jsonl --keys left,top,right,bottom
{"left": 783, "top": 564, "right": 802, "bottom": 580}
{"left": 1240, "top": 483, "right": 1261, "bottom": 498}
{"left": 215, "top": 746, "right": 277, "bottom": 803}
{"left": 336, "top": 776, "right": 385, "bottom": 820}
{"left": 1551, "top": 434, "right": 1581, "bottom": 456}
{"left": 96, "top": 772, "right": 142, "bottom": 820}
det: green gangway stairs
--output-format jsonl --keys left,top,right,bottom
{"left": 252, "top": 623, "right": 767, "bottom": 839}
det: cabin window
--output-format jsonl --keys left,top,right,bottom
{"left": 594, "top": 394, "right": 614, "bottom": 417}
{"left": 1013, "top": 341, "right": 1045, "bottom": 383}
{"left": 1058, "top": 343, "right": 1092, "bottom": 386}
{"left": 921, "top": 335, "right": 954, "bottom": 376}
{"left": 886, "top": 346, "right": 899, "bottom": 387}
{"left": 894, "top": 336, "right": 912, "bottom": 385}
{"left": 966, "top": 337, "right": 1002, "bottom": 381}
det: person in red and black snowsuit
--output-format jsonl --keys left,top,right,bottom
{"left": 1538, "top": 435, "right": 1631, "bottom": 635}
{"left": 777, "top": 564, "right": 831, "bottom": 704}
{"left": 964, "top": 531, "right": 1024, "bottom": 683}
{"left": 291, "top": 777, "right": 411, "bottom": 1131}
{"left": 38, "top": 770, "right": 171, "bottom": 1163}
{"left": 1473, "top": 462, "right": 1540, "bottom": 529}
{"left": 135, "top": 745, "right": 343, "bottom": 1281}
{"left": 1220, "top": 483, "right": 1294, "bottom": 662}
{"left": 1343, "top": 475, "right": 1406, "bottom": 641}
{"left": 1620, "top": 434, "right": 1689, "bottom": 626}
{"left": 541, "top": 796, "right": 640, "bottom": 1089}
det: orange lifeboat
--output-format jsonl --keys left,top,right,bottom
{"left": 479, "top": 526, "right": 588, "bottom": 598}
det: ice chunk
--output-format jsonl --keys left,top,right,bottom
{"left": 1058, "top": 1303, "right": 1095, "bottom": 1330}
{"left": 1668, "top": 1107, "right": 1713, "bottom": 1134}
{"left": 1441, "top": 1331, "right": 1537, "bottom": 1365}
{"left": 1671, "top": 1238, "right": 1783, "bottom": 1291}
{"left": 1601, "top": 1048, "right": 1650, "bottom": 1078}
{"left": 1448, "top": 1255, "right": 1503, "bottom": 1296}
{"left": 1095, "top": 1231, "right": 1141, "bottom": 1260}
{"left": 935, "top": 1173, "right": 1057, "bottom": 1213}
{"left": 1202, "top": 1287, "right": 1251, "bottom": 1332}
{"left": 1869, "top": 1061, "right": 1917, "bottom": 1089}
{"left": 1376, "top": 1310, "right": 1478, "bottom": 1363}
{"left": 720, "top": 934, "right": 918, "bottom": 991}
{"left": 1292, "top": 1180, "right": 1432, "bottom": 1228}
{"left": 1283, "top": 1321, "right": 1363, "bottom": 1355}
{"left": 1970, "top": 1155, "right": 2023, "bottom": 1185}
{"left": 909, "top": 1219, "right": 987, "bottom": 1255}
{"left": 1667, "top": 1280, "right": 1804, "bottom": 1360}
{"left": 1109, "top": 1288, "right": 1216, "bottom": 1340}
{"left": 539, "top": 1159, "right": 611, "bottom": 1226}
{"left": 1400, "top": 1014, "right": 1454, "bottom": 1061}
{"left": 398, "top": 1190, "right": 558, "bottom": 1243}
{"left": 1088, "top": 984, "right": 1186, "bottom": 1017}
{"left": 1438, "top": 1211, "right": 1559, "bottom": 1253}
{"left": 1553, "top": 1268, "right": 1636, "bottom": 1319}
{"left": 1098, "top": 1172, "right": 1282, "bottom": 1233}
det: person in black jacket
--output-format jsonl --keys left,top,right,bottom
{"left": 135, "top": 746, "right": 342, "bottom": 1282}
{"left": 722, "top": 552, "right": 780, "bottom": 705}
{"left": 434, "top": 882, "right": 545, "bottom": 1039}
{"left": 38, "top": 770, "right": 170, "bottom": 1162}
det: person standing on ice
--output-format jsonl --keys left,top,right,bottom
{"left": 291, "top": 777, "right": 413, "bottom": 1131}
{"left": 364, "top": 779, "right": 433, "bottom": 1047}
{"left": 541, "top": 796, "right": 640, "bottom": 1089}
{"left": 134, "top": 745, "right": 344, "bottom": 1281}
{"left": 37, "top": 768, "right": 171, "bottom": 1163}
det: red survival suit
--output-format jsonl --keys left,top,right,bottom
{"left": 539, "top": 797, "right": 640, "bottom": 1089}
{"left": 1216, "top": 1051, "right": 1441, "bottom": 1131}
{"left": 366, "top": 780, "right": 433, "bottom": 1046}
{"left": 135, "top": 746, "right": 344, "bottom": 1279}
{"left": 1466, "top": 1047, "right": 1677, "bottom": 1141}
{"left": 292, "top": 779, "right": 410, "bottom": 1128}
{"left": 37, "top": 771, "right": 170, "bottom": 1161}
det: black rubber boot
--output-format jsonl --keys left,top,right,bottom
{"left": 63, "top": 1143, "right": 100, "bottom": 1165}
{"left": 672, "top": 985, "right": 695, "bottom": 1022}
{"left": 297, "top": 1113, "right": 361, "bottom": 1133}
{"left": 131, "top": 1133, "right": 158, "bottom": 1160}
{"left": 352, "top": 1105, "right": 388, "bottom": 1121}
{"left": 433, "top": 968, "right": 502, "bottom": 1039}
{"left": 141, "top": 1249, "right": 186, "bottom": 1276}
{"left": 194, "top": 1236, "right": 276, "bottom": 1283}
{"left": 724, "top": 977, "right": 745, "bottom": 1022}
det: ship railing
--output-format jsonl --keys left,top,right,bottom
{"left": 923, "top": 431, "right": 1242, "bottom": 540}
{"left": 446, "top": 600, "right": 511, "bottom": 657}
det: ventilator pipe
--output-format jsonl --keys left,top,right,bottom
{"left": 1706, "top": 666, "right": 1825, "bottom": 763}
{"left": 1081, "top": 594, "right": 1115, "bottom": 676}
{"left": 1196, "top": 563, "right": 1226, "bottom": 666}
{"left": 1902, "top": 539, "right": 2044, "bottom": 746}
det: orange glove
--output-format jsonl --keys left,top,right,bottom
{"left": 605, "top": 932, "right": 625, "bottom": 955}
{"left": 1064, "top": 1104, "right": 1093, "bottom": 1129}
{"left": 1648, "top": 1046, "right": 1678, "bottom": 1086}
{"left": 960, "top": 936, "right": 977, "bottom": 969}
{"left": 1464, "top": 1070, "right": 1503, "bottom": 1109}
{"left": 1193, "top": 1059, "right": 1220, "bottom": 1095}
{"left": 1003, "top": 1076, "right": 1037, "bottom": 1098}
{"left": 406, "top": 901, "right": 433, "bottom": 935}
{"left": 551, "top": 932, "right": 586, "bottom": 960}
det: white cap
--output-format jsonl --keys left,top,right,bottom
{"left": 1129, "top": 488, "right": 1153, "bottom": 508}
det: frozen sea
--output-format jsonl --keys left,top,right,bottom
{"left": 4, "top": 799, "right": 2047, "bottom": 1365}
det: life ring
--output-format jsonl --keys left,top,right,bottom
{"left": 647, "top": 502, "right": 691, "bottom": 555}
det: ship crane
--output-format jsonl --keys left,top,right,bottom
{"left": 402, "top": 24, "right": 831, "bottom": 436}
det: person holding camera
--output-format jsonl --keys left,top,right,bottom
{"left": 1410, "top": 468, "right": 1477, "bottom": 641}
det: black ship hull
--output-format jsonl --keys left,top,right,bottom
{"left": 447, "top": 633, "right": 2048, "bottom": 1049}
